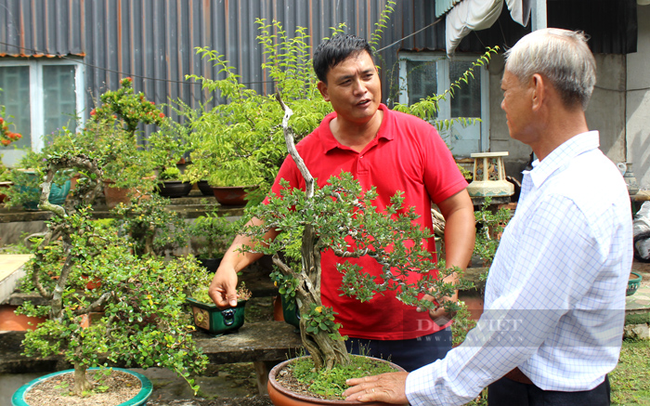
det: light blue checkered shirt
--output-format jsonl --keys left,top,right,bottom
{"left": 406, "top": 131, "right": 633, "bottom": 405}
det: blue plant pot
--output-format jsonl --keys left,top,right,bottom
{"left": 12, "top": 367, "right": 153, "bottom": 406}
{"left": 15, "top": 171, "right": 71, "bottom": 210}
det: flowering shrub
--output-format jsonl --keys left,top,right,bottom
{"left": 0, "top": 108, "right": 22, "bottom": 147}
{"left": 91, "top": 77, "right": 165, "bottom": 135}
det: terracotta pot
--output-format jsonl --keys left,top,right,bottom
{"left": 267, "top": 356, "right": 405, "bottom": 406}
{"left": 12, "top": 367, "right": 153, "bottom": 406}
{"left": 212, "top": 185, "right": 258, "bottom": 206}
{"left": 0, "top": 305, "right": 46, "bottom": 331}
{"left": 102, "top": 178, "right": 153, "bottom": 209}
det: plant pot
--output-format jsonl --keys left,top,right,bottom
{"left": 0, "top": 181, "right": 12, "bottom": 203}
{"left": 11, "top": 367, "right": 153, "bottom": 406}
{"left": 197, "top": 257, "right": 222, "bottom": 273}
{"left": 212, "top": 185, "right": 258, "bottom": 206}
{"left": 0, "top": 305, "right": 46, "bottom": 331}
{"left": 187, "top": 297, "right": 247, "bottom": 334}
{"left": 628, "top": 271, "right": 643, "bottom": 296}
{"left": 280, "top": 295, "right": 301, "bottom": 328}
{"left": 15, "top": 176, "right": 71, "bottom": 210}
{"left": 157, "top": 180, "right": 192, "bottom": 198}
{"left": 197, "top": 180, "right": 213, "bottom": 196}
{"left": 102, "top": 178, "right": 153, "bottom": 209}
{"left": 267, "top": 356, "right": 404, "bottom": 406}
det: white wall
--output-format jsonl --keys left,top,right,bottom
{"left": 626, "top": 4, "right": 650, "bottom": 190}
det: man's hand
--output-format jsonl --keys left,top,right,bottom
{"left": 208, "top": 266, "right": 239, "bottom": 308}
{"left": 343, "top": 372, "right": 410, "bottom": 404}
{"left": 421, "top": 290, "right": 459, "bottom": 326}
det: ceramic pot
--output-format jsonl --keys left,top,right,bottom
{"left": 187, "top": 297, "right": 247, "bottom": 334}
{"left": 197, "top": 180, "right": 213, "bottom": 196}
{"left": 15, "top": 174, "right": 71, "bottom": 210}
{"left": 267, "top": 356, "right": 405, "bottom": 406}
{"left": 212, "top": 185, "right": 258, "bottom": 206}
{"left": 11, "top": 367, "right": 153, "bottom": 406}
{"left": 197, "top": 257, "right": 222, "bottom": 273}
{"left": 157, "top": 180, "right": 192, "bottom": 198}
{"left": 102, "top": 178, "right": 153, "bottom": 209}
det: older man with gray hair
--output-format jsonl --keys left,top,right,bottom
{"left": 345, "top": 28, "right": 632, "bottom": 406}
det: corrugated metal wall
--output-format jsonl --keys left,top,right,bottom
{"left": 0, "top": 0, "right": 638, "bottom": 122}
{"left": 0, "top": 0, "right": 407, "bottom": 119}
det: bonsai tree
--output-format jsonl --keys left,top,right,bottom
{"left": 189, "top": 207, "right": 241, "bottom": 260}
{"left": 237, "top": 96, "right": 473, "bottom": 371}
{"left": 15, "top": 154, "right": 210, "bottom": 397}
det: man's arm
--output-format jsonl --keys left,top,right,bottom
{"left": 428, "top": 189, "right": 475, "bottom": 320}
{"left": 208, "top": 216, "right": 279, "bottom": 308}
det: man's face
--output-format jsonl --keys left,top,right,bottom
{"left": 317, "top": 51, "right": 382, "bottom": 125}
{"left": 501, "top": 69, "right": 534, "bottom": 143}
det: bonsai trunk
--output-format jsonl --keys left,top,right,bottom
{"left": 73, "top": 362, "right": 93, "bottom": 395}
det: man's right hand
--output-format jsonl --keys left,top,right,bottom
{"left": 208, "top": 266, "right": 239, "bottom": 308}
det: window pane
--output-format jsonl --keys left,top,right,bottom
{"left": 450, "top": 61, "right": 481, "bottom": 118}
{"left": 406, "top": 60, "right": 438, "bottom": 110}
{"left": 43, "top": 65, "right": 78, "bottom": 140}
{"left": 0, "top": 66, "right": 31, "bottom": 149}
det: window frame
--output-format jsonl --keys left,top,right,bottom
{"left": 0, "top": 57, "right": 85, "bottom": 164}
{"left": 396, "top": 52, "right": 490, "bottom": 155}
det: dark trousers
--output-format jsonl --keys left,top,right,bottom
{"left": 346, "top": 328, "right": 452, "bottom": 372}
{"left": 488, "top": 375, "right": 610, "bottom": 406}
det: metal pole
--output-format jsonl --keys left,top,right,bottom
{"left": 531, "top": 0, "right": 547, "bottom": 30}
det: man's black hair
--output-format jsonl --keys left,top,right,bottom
{"left": 312, "top": 34, "right": 373, "bottom": 83}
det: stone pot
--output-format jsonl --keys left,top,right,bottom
{"left": 267, "top": 356, "right": 405, "bottom": 406}
{"left": 11, "top": 367, "right": 153, "bottom": 406}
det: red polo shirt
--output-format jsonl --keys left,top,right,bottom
{"left": 271, "top": 104, "right": 468, "bottom": 340}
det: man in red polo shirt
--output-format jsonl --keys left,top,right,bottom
{"left": 209, "top": 34, "right": 475, "bottom": 371}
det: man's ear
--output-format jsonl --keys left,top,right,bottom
{"left": 317, "top": 81, "right": 330, "bottom": 101}
{"left": 530, "top": 73, "right": 545, "bottom": 111}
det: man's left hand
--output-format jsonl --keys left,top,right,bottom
{"left": 343, "top": 372, "right": 410, "bottom": 404}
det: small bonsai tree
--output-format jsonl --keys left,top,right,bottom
{"left": 189, "top": 207, "right": 241, "bottom": 260}
{"left": 16, "top": 154, "right": 210, "bottom": 397}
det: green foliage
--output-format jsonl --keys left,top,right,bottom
{"left": 473, "top": 197, "right": 512, "bottom": 270}
{"left": 303, "top": 303, "right": 343, "bottom": 338}
{"left": 113, "top": 193, "right": 189, "bottom": 257}
{"left": 188, "top": 207, "right": 241, "bottom": 258}
{"left": 289, "top": 355, "right": 397, "bottom": 400}
{"left": 180, "top": 19, "right": 333, "bottom": 191}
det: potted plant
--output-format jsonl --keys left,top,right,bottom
{"left": 85, "top": 77, "right": 167, "bottom": 208}
{"left": 112, "top": 193, "right": 190, "bottom": 257}
{"left": 187, "top": 282, "right": 252, "bottom": 334}
{"left": 155, "top": 166, "right": 193, "bottom": 198}
{"left": 12, "top": 154, "right": 209, "bottom": 404}
{"left": 180, "top": 21, "right": 332, "bottom": 208}
{"left": 188, "top": 207, "right": 240, "bottom": 272}
{"left": 0, "top": 159, "right": 12, "bottom": 203}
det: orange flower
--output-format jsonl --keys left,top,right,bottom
{"left": 1, "top": 139, "right": 11, "bottom": 146}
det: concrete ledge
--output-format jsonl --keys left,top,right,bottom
{"left": 0, "top": 255, "right": 32, "bottom": 304}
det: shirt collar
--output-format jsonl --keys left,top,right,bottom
{"left": 524, "top": 131, "right": 600, "bottom": 187}
{"left": 319, "top": 103, "right": 392, "bottom": 154}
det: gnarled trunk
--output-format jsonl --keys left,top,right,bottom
{"left": 73, "top": 362, "right": 93, "bottom": 396}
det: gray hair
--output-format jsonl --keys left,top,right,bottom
{"left": 504, "top": 28, "right": 596, "bottom": 110}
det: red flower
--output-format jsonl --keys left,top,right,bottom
{"left": 90, "top": 109, "right": 96, "bottom": 116}
{"left": 1, "top": 139, "right": 10, "bottom": 146}
{"left": 159, "top": 113, "right": 165, "bottom": 118}
{"left": 0, "top": 117, "right": 4, "bottom": 124}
